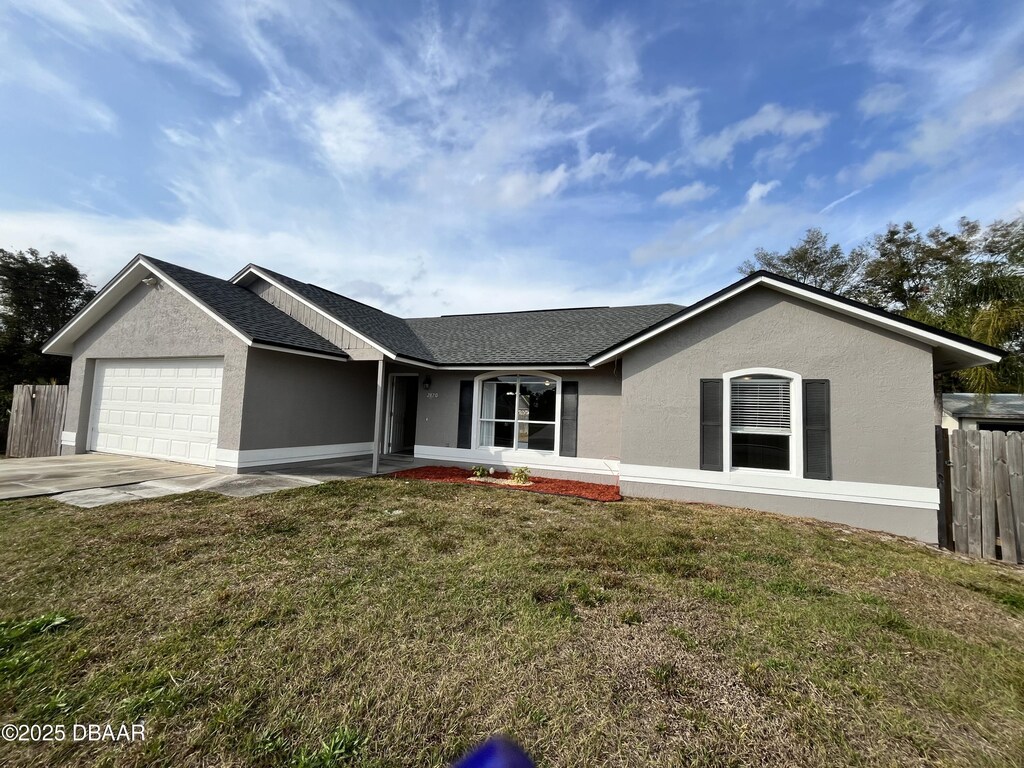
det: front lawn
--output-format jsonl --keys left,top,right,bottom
{"left": 1, "top": 478, "right": 1023, "bottom": 767}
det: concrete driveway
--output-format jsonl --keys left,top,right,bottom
{"left": 0, "top": 454, "right": 213, "bottom": 500}
{"left": 0, "top": 453, "right": 380, "bottom": 508}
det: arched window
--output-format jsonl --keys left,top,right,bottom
{"left": 478, "top": 374, "right": 559, "bottom": 452}
{"left": 729, "top": 374, "right": 792, "bottom": 471}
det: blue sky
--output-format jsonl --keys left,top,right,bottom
{"left": 0, "top": 0, "right": 1022, "bottom": 315}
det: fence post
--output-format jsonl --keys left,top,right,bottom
{"left": 966, "top": 430, "right": 983, "bottom": 557}
{"left": 1008, "top": 431, "right": 1024, "bottom": 564}
{"left": 980, "top": 431, "right": 997, "bottom": 559}
{"left": 950, "top": 430, "right": 967, "bottom": 552}
{"left": 992, "top": 431, "right": 1017, "bottom": 563}
{"left": 935, "top": 426, "right": 953, "bottom": 550}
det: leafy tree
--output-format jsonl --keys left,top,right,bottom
{"left": 859, "top": 219, "right": 981, "bottom": 312}
{"left": 0, "top": 249, "right": 95, "bottom": 452}
{"left": 742, "top": 215, "right": 1024, "bottom": 394}
{"left": 740, "top": 227, "right": 868, "bottom": 294}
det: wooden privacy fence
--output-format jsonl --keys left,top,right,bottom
{"left": 5, "top": 384, "right": 68, "bottom": 458}
{"left": 947, "top": 429, "right": 1024, "bottom": 564}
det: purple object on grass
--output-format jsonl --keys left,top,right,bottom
{"left": 452, "top": 735, "right": 534, "bottom": 768}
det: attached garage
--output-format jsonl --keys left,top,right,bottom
{"left": 89, "top": 358, "right": 223, "bottom": 466}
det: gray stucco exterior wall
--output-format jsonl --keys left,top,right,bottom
{"left": 414, "top": 366, "right": 622, "bottom": 460}
{"left": 620, "top": 287, "right": 936, "bottom": 487}
{"left": 62, "top": 282, "right": 248, "bottom": 453}
{"left": 619, "top": 482, "right": 936, "bottom": 541}
{"left": 238, "top": 351, "right": 377, "bottom": 451}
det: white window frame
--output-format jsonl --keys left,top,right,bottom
{"left": 722, "top": 367, "right": 803, "bottom": 477}
{"left": 472, "top": 370, "right": 562, "bottom": 454}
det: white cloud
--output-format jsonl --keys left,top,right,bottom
{"left": 575, "top": 151, "right": 616, "bottom": 182}
{"left": 819, "top": 186, "right": 870, "bottom": 214}
{"left": 745, "top": 180, "right": 781, "bottom": 205}
{"left": 497, "top": 165, "right": 570, "bottom": 208}
{"left": 0, "top": 44, "right": 117, "bottom": 132}
{"left": 848, "top": 67, "right": 1024, "bottom": 183}
{"left": 623, "top": 156, "right": 673, "bottom": 178}
{"left": 689, "top": 103, "right": 832, "bottom": 168}
{"left": 312, "top": 95, "right": 422, "bottom": 177}
{"left": 655, "top": 181, "right": 717, "bottom": 207}
{"left": 857, "top": 82, "right": 906, "bottom": 117}
{"left": 631, "top": 198, "right": 810, "bottom": 267}
{"left": 6, "top": 0, "right": 238, "bottom": 95}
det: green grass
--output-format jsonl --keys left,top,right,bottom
{"left": 2, "top": 478, "right": 1024, "bottom": 767}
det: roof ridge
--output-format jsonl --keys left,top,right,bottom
{"left": 408, "top": 302, "right": 684, "bottom": 321}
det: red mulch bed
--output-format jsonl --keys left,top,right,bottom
{"left": 388, "top": 465, "right": 622, "bottom": 502}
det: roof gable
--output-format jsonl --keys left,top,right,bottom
{"left": 44, "top": 256, "right": 349, "bottom": 360}
{"left": 588, "top": 271, "right": 1004, "bottom": 371}
{"left": 232, "top": 265, "right": 434, "bottom": 361}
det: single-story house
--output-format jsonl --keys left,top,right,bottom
{"left": 43, "top": 254, "right": 1003, "bottom": 542}
{"left": 941, "top": 393, "right": 1024, "bottom": 432}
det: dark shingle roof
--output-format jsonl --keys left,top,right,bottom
{"left": 406, "top": 305, "right": 682, "bottom": 365}
{"left": 145, "top": 257, "right": 348, "bottom": 359}
{"left": 254, "top": 266, "right": 436, "bottom": 361}
{"left": 943, "top": 393, "right": 1024, "bottom": 418}
{"left": 251, "top": 264, "right": 681, "bottom": 365}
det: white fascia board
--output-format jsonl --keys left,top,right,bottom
{"left": 393, "top": 356, "right": 438, "bottom": 369}
{"left": 232, "top": 265, "right": 397, "bottom": 360}
{"left": 588, "top": 280, "right": 755, "bottom": 366}
{"left": 588, "top": 275, "right": 1003, "bottom": 367}
{"left": 761, "top": 278, "right": 1002, "bottom": 364}
{"left": 392, "top": 358, "right": 594, "bottom": 371}
{"left": 249, "top": 342, "right": 348, "bottom": 362}
{"left": 438, "top": 364, "right": 593, "bottom": 371}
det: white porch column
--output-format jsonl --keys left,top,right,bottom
{"left": 371, "top": 359, "right": 385, "bottom": 475}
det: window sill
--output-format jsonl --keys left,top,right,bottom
{"left": 728, "top": 467, "right": 795, "bottom": 477}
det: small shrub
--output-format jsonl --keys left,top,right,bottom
{"left": 511, "top": 467, "right": 531, "bottom": 484}
{"left": 470, "top": 466, "right": 489, "bottom": 478}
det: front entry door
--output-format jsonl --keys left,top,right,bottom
{"left": 387, "top": 375, "right": 419, "bottom": 454}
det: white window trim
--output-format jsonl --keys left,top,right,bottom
{"left": 722, "top": 367, "right": 803, "bottom": 478}
{"left": 472, "top": 370, "right": 562, "bottom": 454}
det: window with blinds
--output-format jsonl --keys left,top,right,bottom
{"left": 730, "top": 377, "right": 791, "bottom": 434}
{"left": 730, "top": 375, "right": 791, "bottom": 471}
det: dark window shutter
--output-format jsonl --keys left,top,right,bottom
{"left": 700, "top": 379, "right": 723, "bottom": 471}
{"left": 457, "top": 380, "right": 474, "bottom": 449}
{"left": 803, "top": 379, "right": 832, "bottom": 480}
{"left": 559, "top": 381, "right": 579, "bottom": 457}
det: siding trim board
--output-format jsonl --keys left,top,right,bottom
{"left": 414, "top": 444, "right": 620, "bottom": 476}
{"left": 216, "top": 441, "right": 373, "bottom": 470}
{"left": 234, "top": 265, "right": 397, "bottom": 359}
{"left": 249, "top": 342, "right": 349, "bottom": 362}
{"left": 618, "top": 463, "right": 938, "bottom": 509}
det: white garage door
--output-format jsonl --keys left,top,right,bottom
{"left": 89, "top": 358, "right": 223, "bottom": 466}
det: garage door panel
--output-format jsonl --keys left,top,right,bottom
{"left": 89, "top": 358, "right": 223, "bottom": 467}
